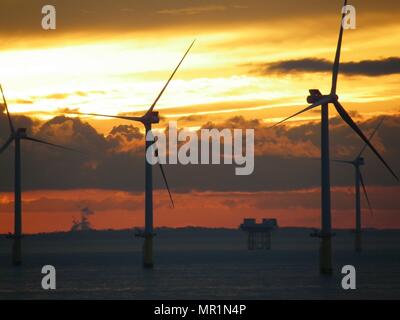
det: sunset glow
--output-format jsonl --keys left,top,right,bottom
{"left": 1, "top": 0, "right": 400, "bottom": 233}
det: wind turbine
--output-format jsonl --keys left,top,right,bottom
{"left": 0, "top": 85, "right": 79, "bottom": 266}
{"left": 271, "top": 0, "right": 398, "bottom": 274}
{"left": 68, "top": 41, "right": 194, "bottom": 268}
{"left": 333, "top": 118, "right": 392, "bottom": 252}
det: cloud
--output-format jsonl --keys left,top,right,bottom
{"left": 177, "top": 114, "right": 207, "bottom": 123}
{"left": 109, "top": 124, "right": 143, "bottom": 139}
{"left": 2, "top": 187, "right": 400, "bottom": 233}
{"left": 0, "top": 191, "right": 144, "bottom": 213}
{"left": 14, "top": 99, "right": 34, "bottom": 104}
{"left": 253, "top": 57, "right": 400, "bottom": 77}
{"left": 39, "top": 90, "right": 106, "bottom": 100}
{"left": 1, "top": 110, "right": 400, "bottom": 231}
{"left": 0, "top": 104, "right": 39, "bottom": 136}
{"left": 1, "top": 0, "right": 400, "bottom": 39}
{"left": 107, "top": 124, "right": 144, "bottom": 153}
{"left": 36, "top": 116, "right": 109, "bottom": 152}
{"left": 1, "top": 110, "right": 399, "bottom": 193}
{"left": 157, "top": 5, "right": 227, "bottom": 16}
{"left": 45, "top": 93, "right": 72, "bottom": 100}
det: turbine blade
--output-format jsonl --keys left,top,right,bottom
{"left": 147, "top": 40, "right": 195, "bottom": 114}
{"left": 66, "top": 111, "right": 143, "bottom": 122}
{"left": 359, "top": 172, "right": 373, "bottom": 216}
{"left": 308, "top": 157, "right": 353, "bottom": 165}
{"left": 333, "top": 100, "right": 399, "bottom": 181}
{"left": 331, "top": 0, "right": 348, "bottom": 94}
{"left": 158, "top": 163, "right": 174, "bottom": 208}
{"left": 0, "top": 85, "right": 15, "bottom": 133}
{"left": 271, "top": 96, "right": 331, "bottom": 128}
{"left": 0, "top": 136, "right": 14, "bottom": 154}
{"left": 358, "top": 118, "right": 385, "bottom": 158}
{"left": 332, "top": 159, "right": 353, "bottom": 165}
{"left": 23, "top": 136, "right": 82, "bottom": 153}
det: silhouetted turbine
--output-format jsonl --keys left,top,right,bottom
{"left": 0, "top": 85, "right": 80, "bottom": 266}
{"left": 332, "top": 118, "right": 396, "bottom": 252}
{"left": 67, "top": 41, "right": 194, "bottom": 268}
{"left": 271, "top": 0, "right": 398, "bottom": 274}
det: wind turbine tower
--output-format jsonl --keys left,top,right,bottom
{"left": 333, "top": 119, "right": 395, "bottom": 252}
{"left": 69, "top": 41, "right": 194, "bottom": 268}
{"left": 0, "top": 85, "right": 79, "bottom": 265}
{"left": 272, "top": 1, "right": 398, "bottom": 274}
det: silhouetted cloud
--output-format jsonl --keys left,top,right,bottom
{"left": 108, "top": 124, "right": 144, "bottom": 153}
{"left": 1, "top": 108, "right": 399, "bottom": 193}
{"left": 2, "top": 187, "right": 400, "bottom": 232}
{"left": 254, "top": 57, "right": 400, "bottom": 77}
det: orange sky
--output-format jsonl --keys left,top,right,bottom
{"left": 1, "top": 1, "right": 400, "bottom": 132}
{"left": 1, "top": 1, "right": 400, "bottom": 233}
{"left": 1, "top": 187, "right": 400, "bottom": 234}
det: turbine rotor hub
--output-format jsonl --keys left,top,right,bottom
{"left": 356, "top": 157, "right": 365, "bottom": 166}
{"left": 144, "top": 111, "right": 160, "bottom": 124}
{"left": 16, "top": 128, "right": 27, "bottom": 138}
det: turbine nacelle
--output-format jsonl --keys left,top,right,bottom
{"left": 355, "top": 156, "right": 365, "bottom": 166}
{"left": 307, "top": 89, "right": 338, "bottom": 104}
{"left": 143, "top": 111, "right": 160, "bottom": 125}
{"left": 307, "top": 89, "right": 323, "bottom": 104}
{"left": 16, "top": 128, "right": 28, "bottom": 138}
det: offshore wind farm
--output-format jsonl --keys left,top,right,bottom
{"left": 1, "top": 0, "right": 400, "bottom": 300}
{"left": 1, "top": 227, "right": 400, "bottom": 299}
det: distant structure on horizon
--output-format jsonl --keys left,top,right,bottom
{"left": 240, "top": 218, "right": 278, "bottom": 250}
{"left": 70, "top": 207, "right": 94, "bottom": 232}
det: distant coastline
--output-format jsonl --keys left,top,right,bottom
{"left": 2, "top": 226, "right": 400, "bottom": 237}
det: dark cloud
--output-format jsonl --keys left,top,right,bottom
{"left": 0, "top": 104, "right": 38, "bottom": 137}
{"left": 0, "top": 194, "right": 143, "bottom": 213}
{"left": 201, "top": 116, "right": 260, "bottom": 130}
{"left": 177, "top": 114, "right": 207, "bottom": 123}
{"left": 36, "top": 116, "right": 109, "bottom": 153}
{"left": 254, "top": 57, "right": 400, "bottom": 77}
{"left": 109, "top": 124, "right": 143, "bottom": 139}
{"left": 1, "top": 109, "right": 399, "bottom": 193}
{"left": 1, "top": 0, "right": 399, "bottom": 38}
{"left": 107, "top": 124, "right": 144, "bottom": 153}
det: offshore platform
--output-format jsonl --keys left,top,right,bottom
{"left": 240, "top": 218, "right": 278, "bottom": 250}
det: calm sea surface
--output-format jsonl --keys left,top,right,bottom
{"left": 1, "top": 228, "right": 400, "bottom": 299}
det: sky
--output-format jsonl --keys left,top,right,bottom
{"left": 0, "top": 0, "right": 400, "bottom": 233}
